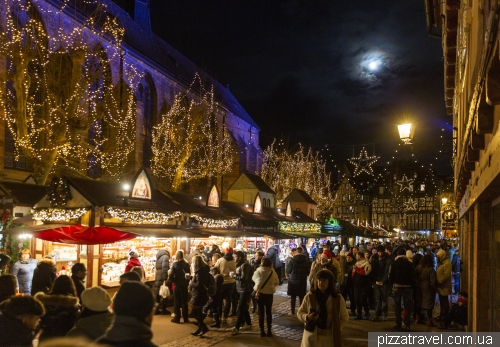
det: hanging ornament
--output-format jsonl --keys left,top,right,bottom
{"left": 397, "top": 175, "right": 414, "bottom": 192}
{"left": 348, "top": 147, "right": 379, "bottom": 176}
{"left": 46, "top": 177, "right": 72, "bottom": 207}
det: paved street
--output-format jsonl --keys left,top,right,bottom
{"left": 151, "top": 283, "right": 453, "bottom": 347}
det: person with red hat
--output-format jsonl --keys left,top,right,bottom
{"left": 309, "top": 251, "right": 340, "bottom": 289}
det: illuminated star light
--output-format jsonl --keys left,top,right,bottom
{"left": 397, "top": 175, "right": 414, "bottom": 192}
{"left": 348, "top": 147, "right": 379, "bottom": 176}
{"left": 404, "top": 198, "right": 418, "bottom": 212}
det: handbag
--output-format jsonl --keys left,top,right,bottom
{"left": 252, "top": 271, "right": 274, "bottom": 300}
{"left": 159, "top": 283, "right": 170, "bottom": 299}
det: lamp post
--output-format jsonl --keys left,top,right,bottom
{"left": 398, "top": 123, "right": 415, "bottom": 144}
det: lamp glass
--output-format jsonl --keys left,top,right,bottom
{"left": 397, "top": 123, "right": 414, "bottom": 144}
{"left": 442, "top": 197, "right": 448, "bottom": 205}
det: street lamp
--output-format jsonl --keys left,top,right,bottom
{"left": 441, "top": 197, "right": 448, "bottom": 205}
{"left": 398, "top": 123, "right": 415, "bottom": 144}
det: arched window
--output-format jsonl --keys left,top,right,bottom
{"left": 138, "top": 74, "right": 157, "bottom": 167}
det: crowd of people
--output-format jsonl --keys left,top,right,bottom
{"left": 0, "top": 238, "right": 466, "bottom": 347}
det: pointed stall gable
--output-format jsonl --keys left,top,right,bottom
{"left": 131, "top": 169, "right": 152, "bottom": 200}
{"left": 286, "top": 201, "right": 292, "bottom": 217}
{"left": 254, "top": 194, "right": 263, "bottom": 214}
{"left": 207, "top": 185, "right": 220, "bottom": 208}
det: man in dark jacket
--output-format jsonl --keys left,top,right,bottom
{"left": 300, "top": 243, "right": 310, "bottom": 263}
{"left": 31, "top": 255, "right": 57, "bottom": 295}
{"left": 167, "top": 251, "right": 191, "bottom": 323}
{"left": 98, "top": 281, "right": 158, "bottom": 347}
{"left": 0, "top": 296, "right": 45, "bottom": 347}
{"left": 372, "top": 246, "right": 391, "bottom": 322}
{"left": 229, "top": 251, "right": 253, "bottom": 333}
{"left": 266, "top": 242, "right": 283, "bottom": 285}
{"left": 71, "top": 263, "right": 87, "bottom": 302}
{"left": 344, "top": 253, "right": 357, "bottom": 316}
{"left": 389, "top": 248, "right": 416, "bottom": 331}
{"left": 285, "top": 246, "right": 309, "bottom": 316}
{"left": 249, "top": 250, "right": 264, "bottom": 313}
{"left": 154, "top": 248, "right": 171, "bottom": 315}
{"left": 352, "top": 252, "right": 372, "bottom": 320}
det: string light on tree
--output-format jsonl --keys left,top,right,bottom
{"left": 348, "top": 147, "right": 379, "bottom": 177}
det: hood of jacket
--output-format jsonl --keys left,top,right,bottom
{"left": 71, "top": 311, "right": 114, "bottom": 339}
{"left": 156, "top": 249, "right": 170, "bottom": 260}
{"left": 355, "top": 259, "right": 370, "bottom": 268}
{"left": 35, "top": 292, "right": 79, "bottom": 307}
{"left": 292, "top": 253, "right": 308, "bottom": 265}
{"left": 38, "top": 258, "right": 56, "bottom": 266}
{"left": 128, "top": 258, "right": 142, "bottom": 267}
{"left": 437, "top": 250, "right": 448, "bottom": 262}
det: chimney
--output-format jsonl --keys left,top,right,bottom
{"left": 134, "top": 0, "right": 151, "bottom": 32}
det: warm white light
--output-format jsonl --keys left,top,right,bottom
{"left": 368, "top": 61, "right": 378, "bottom": 70}
{"left": 199, "top": 196, "right": 202, "bottom": 200}
{"left": 123, "top": 184, "right": 130, "bottom": 190}
{"left": 442, "top": 197, "right": 448, "bottom": 205}
{"left": 398, "top": 123, "right": 414, "bottom": 144}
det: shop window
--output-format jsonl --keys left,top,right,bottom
{"left": 420, "top": 184, "right": 425, "bottom": 192}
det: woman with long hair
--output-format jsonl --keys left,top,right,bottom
{"left": 0, "top": 275, "right": 17, "bottom": 306}
{"left": 415, "top": 254, "right": 438, "bottom": 327}
{"left": 210, "top": 253, "right": 222, "bottom": 267}
{"left": 188, "top": 255, "right": 211, "bottom": 336}
{"left": 35, "top": 275, "right": 80, "bottom": 341}
{"left": 251, "top": 257, "right": 279, "bottom": 337}
{"left": 168, "top": 250, "right": 191, "bottom": 323}
{"left": 297, "top": 269, "right": 349, "bottom": 347}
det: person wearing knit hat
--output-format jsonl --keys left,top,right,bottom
{"left": 124, "top": 251, "right": 145, "bottom": 277}
{"left": 309, "top": 249, "right": 341, "bottom": 289}
{"left": 67, "top": 287, "right": 114, "bottom": 340}
{"left": 31, "top": 255, "right": 57, "bottom": 296}
{"left": 97, "top": 281, "right": 158, "bottom": 347}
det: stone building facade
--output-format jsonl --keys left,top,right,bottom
{"left": 0, "top": 0, "right": 262, "bottom": 198}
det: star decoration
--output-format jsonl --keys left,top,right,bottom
{"left": 348, "top": 147, "right": 379, "bottom": 176}
{"left": 397, "top": 175, "right": 414, "bottom": 192}
{"left": 404, "top": 198, "right": 418, "bottom": 212}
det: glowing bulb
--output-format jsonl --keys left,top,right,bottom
{"left": 123, "top": 184, "right": 130, "bottom": 190}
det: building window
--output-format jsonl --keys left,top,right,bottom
{"left": 349, "top": 206, "right": 354, "bottom": 212}
{"left": 345, "top": 183, "right": 349, "bottom": 190}
{"left": 348, "top": 194, "right": 351, "bottom": 201}
{"left": 336, "top": 207, "right": 340, "bottom": 214}
{"left": 420, "top": 184, "right": 425, "bottom": 192}
{"left": 296, "top": 208, "right": 301, "bottom": 211}
{"left": 342, "top": 195, "right": 346, "bottom": 202}
{"left": 409, "top": 184, "right": 414, "bottom": 192}
{"left": 414, "top": 172, "right": 418, "bottom": 179}
{"left": 360, "top": 195, "right": 364, "bottom": 201}
{"left": 309, "top": 209, "right": 315, "bottom": 219}
{"left": 379, "top": 187, "right": 385, "bottom": 195}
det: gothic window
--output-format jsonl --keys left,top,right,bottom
{"left": 139, "top": 74, "right": 157, "bottom": 168}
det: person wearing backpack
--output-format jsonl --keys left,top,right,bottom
{"left": 228, "top": 250, "right": 254, "bottom": 333}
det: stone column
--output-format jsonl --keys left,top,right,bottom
{"left": 473, "top": 202, "right": 492, "bottom": 331}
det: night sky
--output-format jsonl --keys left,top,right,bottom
{"left": 148, "top": 0, "right": 452, "bottom": 176}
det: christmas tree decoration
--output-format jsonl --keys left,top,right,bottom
{"left": 397, "top": 175, "right": 414, "bottom": 192}
{"left": 46, "top": 177, "right": 72, "bottom": 207}
{"left": 107, "top": 207, "right": 181, "bottom": 224}
{"left": 348, "top": 147, "right": 379, "bottom": 176}
{"left": 32, "top": 208, "right": 87, "bottom": 222}
{"left": 261, "top": 140, "right": 334, "bottom": 214}
{"left": 0, "top": 0, "right": 141, "bottom": 184}
{"left": 151, "top": 74, "right": 234, "bottom": 191}
{"left": 190, "top": 215, "right": 239, "bottom": 228}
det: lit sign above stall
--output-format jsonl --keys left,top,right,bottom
{"left": 323, "top": 218, "right": 342, "bottom": 232}
{"left": 254, "top": 194, "right": 262, "bottom": 214}
{"left": 131, "top": 170, "right": 152, "bottom": 200}
{"left": 207, "top": 185, "right": 220, "bottom": 208}
{"left": 285, "top": 201, "right": 292, "bottom": 217}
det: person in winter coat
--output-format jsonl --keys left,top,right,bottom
{"left": 389, "top": 248, "right": 416, "bottom": 331}
{"left": 125, "top": 251, "right": 145, "bottom": 277}
{"left": 297, "top": 269, "right": 349, "bottom": 347}
{"left": 31, "top": 255, "right": 57, "bottom": 296}
{"left": 97, "top": 281, "right": 158, "bottom": 347}
{"left": 311, "top": 243, "right": 321, "bottom": 260}
{"left": 66, "top": 287, "right": 113, "bottom": 340}
{"left": 188, "top": 244, "right": 206, "bottom": 264}
{"left": 203, "top": 267, "right": 224, "bottom": 328}
{"left": 153, "top": 248, "right": 171, "bottom": 315}
{"left": 352, "top": 252, "right": 372, "bottom": 320}
{"left": 252, "top": 257, "right": 279, "bottom": 337}
{"left": 300, "top": 243, "right": 311, "bottom": 262}
{"left": 36, "top": 275, "right": 80, "bottom": 341}
{"left": 309, "top": 251, "right": 340, "bottom": 287}
{"left": 286, "top": 246, "right": 310, "bottom": 317}
{"left": 285, "top": 248, "right": 296, "bottom": 276}
{"left": 447, "top": 242, "right": 458, "bottom": 263}
{"left": 249, "top": 250, "right": 264, "bottom": 313}
{"left": 414, "top": 254, "right": 437, "bottom": 327}
{"left": 167, "top": 250, "right": 191, "bottom": 323}
{"left": 188, "top": 255, "right": 211, "bottom": 336}
{"left": 0, "top": 252, "right": 11, "bottom": 273}
{"left": 213, "top": 247, "right": 237, "bottom": 321}
{"left": 71, "top": 263, "right": 87, "bottom": 303}
{"left": 436, "top": 249, "right": 452, "bottom": 324}
{"left": 451, "top": 250, "right": 460, "bottom": 294}
{"left": 0, "top": 295, "right": 45, "bottom": 347}
{"left": 228, "top": 250, "right": 253, "bottom": 333}
{"left": 209, "top": 244, "right": 222, "bottom": 261}
{"left": 343, "top": 253, "right": 357, "bottom": 316}
{"left": 12, "top": 249, "right": 38, "bottom": 295}
{"left": 266, "top": 241, "right": 283, "bottom": 285}
{"left": 371, "top": 245, "right": 391, "bottom": 322}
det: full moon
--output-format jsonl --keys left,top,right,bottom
{"left": 368, "top": 61, "right": 379, "bottom": 71}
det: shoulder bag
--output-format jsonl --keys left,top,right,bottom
{"left": 252, "top": 270, "right": 274, "bottom": 300}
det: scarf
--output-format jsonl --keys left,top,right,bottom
{"left": 104, "top": 315, "right": 153, "bottom": 342}
{"left": 315, "top": 290, "right": 330, "bottom": 330}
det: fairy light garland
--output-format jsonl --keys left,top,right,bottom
{"left": 31, "top": 208, "right": 87, "bottom": 221}
{"left": 190, "top": 214, "right": 239, "bottom": 228}
{"left": 151, "top": 73, "right": 234, "bottom": 191}
{"left": 108, "top": 207, "right": 181, "bottom": 224}
{"left": 0, "top": 0, "right": 142, "bottom": 183}
{"left": 279, "top": 222, "right": 322, "bottom": 233}
{"left": 260, "top": 140, "right": 334, "bottom": 215}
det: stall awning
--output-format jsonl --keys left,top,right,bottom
{"left": 1, "top": 224, "right": 72, "bottom": 235}
{"left": 32, "top": 225, "right": 138, "bottom": 245}
{"left": 112, "top": 226, "right": 209, "bottom": 239}
{"left": 198, "top": 229, "right": 270, "bottom": 239}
